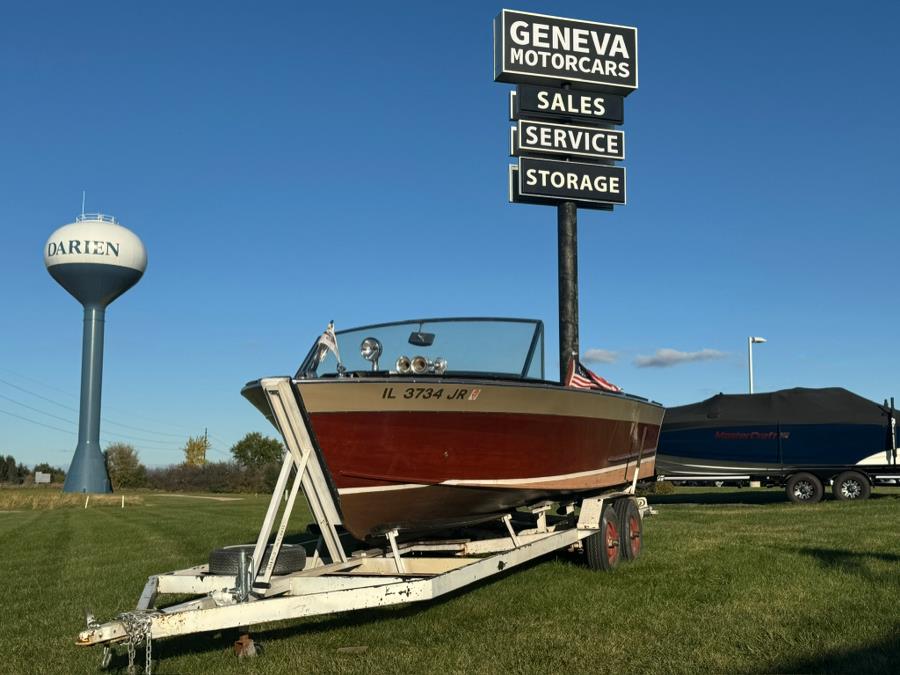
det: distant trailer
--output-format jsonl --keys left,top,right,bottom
{"left": 34, "top": 471, "right": 51, "bottom": 484}
{"left": 656, "top": 387, "right": 900, "bottom": 503}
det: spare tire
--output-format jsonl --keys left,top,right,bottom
{"left": 208, "top": 544, "right": 306, "bottom": 576}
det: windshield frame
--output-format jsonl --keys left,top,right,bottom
{"left": 296, "top": 317, "right": 545, "bottom": 380}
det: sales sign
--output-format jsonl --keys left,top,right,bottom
{"left": 518, "top": 157, "right": 626, "bottom": 205}
{"left": 494, "top": 9, "right": 638, "bottom": 92}
{"left": 513, "top": 120, "right": 624, "bottom": 161}
{"left": 512, "top": 84, "right": 624, "bottom": 125}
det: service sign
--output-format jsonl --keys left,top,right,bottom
{"left": 518, "top": 156, "right": 626, "bottom": 205}
{"left": 513, "top": 120, "right": 624, "bottom": 161}
{"left": 494, "top": 10, "right": 637, "bottom": 92}
{"left": 512, "top": 84, "right": 624, "bottom": 125}
{"left": 508, "top": 166, "right": 613, "bottom": 211}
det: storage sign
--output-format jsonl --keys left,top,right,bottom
{"left": 518, "top": 157, "right": 626, "bottom": 205}
{"left": 512, "top": 84, "right": 624, "bottom": 125}
{"left": 508, "top": 166, "right": 613, "bottom": 211}
{"left": 494, "top": 10, "right": 637, "bottom": 92}
{"left": 513, "top": 120, "right": 624, "bottom": 161}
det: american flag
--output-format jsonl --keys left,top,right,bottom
{"left": 316, "top": 320, "right": 342, "bottom": 366}
{"left": 566, "top": 356, "right": 622, "bottom": 393}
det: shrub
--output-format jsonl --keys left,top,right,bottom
{"left": 104, "top": 443, "right": 148, "bottom": 489}
{"left": 145, "top": 461, "right": 276, "bottom": 494}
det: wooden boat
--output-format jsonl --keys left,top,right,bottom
{"left": 243, "top": 317, "right": 663, "bottom": 539}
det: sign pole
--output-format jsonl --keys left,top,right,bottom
{"left": 557, "top": 200, "right": 578, "bottom": 383}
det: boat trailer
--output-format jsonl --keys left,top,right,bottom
{"left": 76, "top": 377, "right": 654, "bottom": 672}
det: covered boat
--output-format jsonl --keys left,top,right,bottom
{"left": 657, "top": 387, "right": 899, "bottom": 500}
{"left": 243, "top": 317, "right": 663, "bottom": 539}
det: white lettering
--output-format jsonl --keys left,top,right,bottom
{"left": 551, "top": 25, "right": 569, "bottom": 51}
{"left": 572, "top": 29, "right": 589, "bottom": 53}
{"left": 532, "top": 23, "right": 549, "bottom": 48}
{"left": 510, "top": 21, "right": 530, "bottom": 46}
{"left": 526, "top": 167, "right": 622, "bottom": 195}
{"left": 609, "top": 34, "right": 629, "bottom": 58}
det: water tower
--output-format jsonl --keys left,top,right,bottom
{"left": 45, "top": 214, "right": 147, "bottom": 493}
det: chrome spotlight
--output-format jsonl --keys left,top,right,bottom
{"left": 411, "top": 355, "right": 429, "bottom": 375}
{"left": 433, "top": 357, "right": 448, "bottom": 375}
{"left": 395, "top": 355, "right": 411, "bottom": 374}
{"left": 360, "top": 337, "right": 382, "bottom": 371}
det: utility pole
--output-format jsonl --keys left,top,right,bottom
{"left": 557, "top": 201, "right": 578, "bottom": 383}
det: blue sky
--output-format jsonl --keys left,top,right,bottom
{"left": 2, "top": 1, "right": 898, "bottom": 468}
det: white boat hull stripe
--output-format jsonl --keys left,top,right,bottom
{"left": 337, "top": 456, "right": 655, "bottom": 495}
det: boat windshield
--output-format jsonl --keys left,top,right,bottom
{"left": 298, "top": 318, "right": 544, "bottom": 380}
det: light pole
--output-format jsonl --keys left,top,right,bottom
{"left": 748, "top": 336, "right": 767, "bottom": 394}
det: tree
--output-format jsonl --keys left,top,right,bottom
{"left": 3, "top": 456, "right": 18, "bottom": 484}
{"left": 183, "top": 435, "right": 209, "bottom": 467}
{"left": 0, "top": 456, "right": 7, "bottom": 482}
{"left": 104, "top": 443, "right": 147, "bottom": 490}
{"left": 230, "top": 432, "right": 284, "bottom": 468}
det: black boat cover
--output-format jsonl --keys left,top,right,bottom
{"left": 664, "top": 387, "right": 890, "bottom": 430}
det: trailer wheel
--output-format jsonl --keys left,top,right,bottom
{"left": 614, "top": 498, "right": 643, "bottom": 562}
{"left": 585, "top": 504, "right": 621, "bottom": 572}
{"left": 833, "top": 471, "right": 871, "bottom": 501}
{"left": 209, "top": 544, "right": 306, "bottom": 576}
{"left": 785, "top": 472, "right": 823, "bottom": 504}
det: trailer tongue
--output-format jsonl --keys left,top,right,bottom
{"left": 76, "top": 378, "right": 653, "bottom": 673}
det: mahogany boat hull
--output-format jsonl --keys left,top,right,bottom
{"left": 244, "top": 378, "right": 663, "bottom": 540}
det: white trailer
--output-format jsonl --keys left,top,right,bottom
{"left": 77, "top": 377, "right": 653, "bottom": 673}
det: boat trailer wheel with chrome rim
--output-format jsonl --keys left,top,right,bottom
{"left": 585, "top": 503, "right": 621, "bottom": 571}
{"left": 785, "top": 472, "right": 824, "bottom": 504}
{"left": 833, "top": 471, "right": 871, "bottom": 501}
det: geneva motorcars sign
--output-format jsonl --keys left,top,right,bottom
{"left": 494, "top": 10, "right": 637, "bottom": 92}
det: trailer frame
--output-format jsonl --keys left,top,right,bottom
{"left": 76, "top": 377, "right": 653, "bottom": 672}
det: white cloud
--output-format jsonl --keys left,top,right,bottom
{"left": 633, "top": 348, "right": 727, "bottom": 368}
{"left": 582, "top": 348, "right": 618, "bottom": 364}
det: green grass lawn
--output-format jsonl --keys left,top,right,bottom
{"left": 1, "top": 487, "right": 897, "bottom": 674}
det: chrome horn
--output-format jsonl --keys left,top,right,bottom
{"left": 395, "top": 355, "right": 412, "bottom": 374}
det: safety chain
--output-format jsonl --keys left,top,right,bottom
{"left": 116, "top": 610, "right": 157, "bottom": 674}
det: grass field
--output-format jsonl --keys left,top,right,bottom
{"left": 1, "top": 486, "right": 898, "bottom": 674}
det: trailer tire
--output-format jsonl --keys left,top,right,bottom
{"left": 584, "top": 504, "right": 621, "bottom": 572}
{"left": 614, "top": 498, "right": 643, "bottom": 562}
{"left": 209, "top": 544, "right": 306, "bottom": 576}
{"left": 785, "top": 472, "right": 823, "bottom": 504}
{"left": 833, "top": 471, "right": 871, "bottom": 501}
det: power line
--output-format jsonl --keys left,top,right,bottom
{"left": 0, "top": 407, "right": 75, "bottom": 435}
{"left": 0, "top": 377, "right": 78, "bottom": 413}
{"left": 0, "top": 392, "right": 75, "bottom": 425}
{"left": 0, "top": 388, "right": 185, "bottom": 448}
{"left": 0, "top": 376, "right": 198, "bottom": 444}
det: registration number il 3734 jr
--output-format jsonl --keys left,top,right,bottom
{"left": 381, "top": 387, "right": 482, "bottom": 401}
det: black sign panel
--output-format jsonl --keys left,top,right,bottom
{"left": 494, "top": 10, "right": 637, "bottom": 92}
{"left": 518, "top": 157, "right": 626, "bottom": 205}
{"left": 514, "top": 120, "right": 624, "bottom": 160}
{"left": 514, "top": 84, "right": 623, "bottom": 125}
{"left": 509, "top": 166, "right": 613, "bottom": 211}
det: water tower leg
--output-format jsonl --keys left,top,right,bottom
{"left": 63, "top": 304, "right": 112, "bottom": 493}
